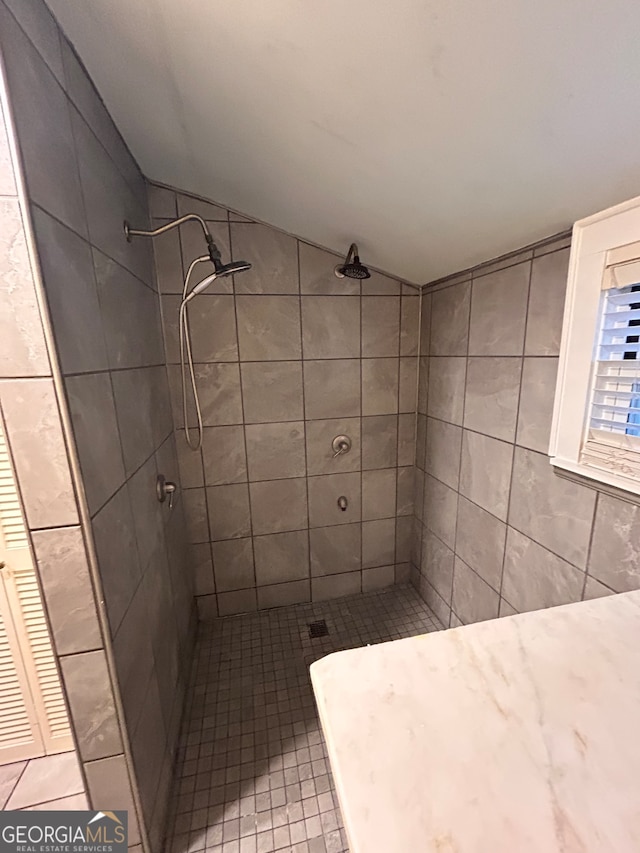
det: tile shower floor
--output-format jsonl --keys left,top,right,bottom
{"left": 165, "top": 584, "right": 442, "bottom": 853}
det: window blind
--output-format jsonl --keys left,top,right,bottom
{"left": 581, "top": 262, "right": 640, "bottom": 479}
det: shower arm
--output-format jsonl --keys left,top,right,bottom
{"left": 124, "top": 214, "right": 222, "bottom": 261}
{"left": 344, "top": 243, "right": 358, "bottom": 264}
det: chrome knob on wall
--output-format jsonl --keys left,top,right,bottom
{"left": 332, "top": 435, "right": 351, "bottom": 458}
{"left": 156, "top": 474, "right": 177, "bottom": 509}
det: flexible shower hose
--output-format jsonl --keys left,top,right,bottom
{"left": 179, "top": 256, "right": 210, "bottom": 451}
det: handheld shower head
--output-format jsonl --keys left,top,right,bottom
{"left": 334, "top": 243, "right": 371, "bottom": 280}
{"left": 184, "top": 258, "right": 253, "bottom": 303}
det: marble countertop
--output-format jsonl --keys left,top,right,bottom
{"left": 310, "top": 591, "right": 640, "bottom": 853}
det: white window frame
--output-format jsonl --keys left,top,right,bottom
{"left": 550, "top": 194, "right": 640, "bottom": 496}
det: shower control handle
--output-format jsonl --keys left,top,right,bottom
{"left": 332, "top": 435, "right": 351, "bottom": 458}
{"left": 157, "top": 474, "right": 177, "bottom": 509}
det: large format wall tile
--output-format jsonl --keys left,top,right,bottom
{"left": 60, "top": 651, "right": 122, "bottom": 761}
{"left": 32, "top": 526, "right": 101, "bottom": 655}
{"left": 468, "top": 263, "right": 530, "bottom": 356}
{"left": 301, "top": 296, "right": 360, "bottom": 358}
{"left": 0, "top": 378, "right": 78, "bottom": 528}
{"left": 525, "top": 249, "right": 569, "bottom": 356}
{"left": 515, "top": 357, "right": 558, "bottom": 453}
{"left": 241, "top": 361, "right": 303, "bottom": 423}
{"left": 254, "top": 530, "right": 309, "bottom": 586}
{"left": 455, "top": 496, "right": 506, "bottom": 589}
{"left": 502, "top": 527, "right": 585, "bottom": 613}
{"left": 427, "top": 357, "right": 465, "bottom": 424}
{"left": 231, "top": 223, "right": 298, "bottom": 294}
{"left": 451, "top": 557, "right": 499, "bottom": 624}
{"left": 362, "top": 296, "right": 400, "bottom": 357}
{"left": 0, "top": 7, "right": 86, "bottom": 236}
{"left": 65, "top": 373, "right": 126, "bottom": 515}
{"left": 245, "top": 422, "right": 306, "bottom": 481}
{"left": 589, "top": 494, "right": 640, "bottom": 592}
{"left": 463, "top": 357, "right": 522, "bottom": 442}
{"left": 303, "top": 359, "right": 360, "bottom": 419}
{"left": 509, "top": 447, "right": 595, "bottom": 567}
{"left": 459, "top": 430, "right": 513, "bottom": 521}
{"left": 430, "top": 281, "right": 470, "bottom": 356}
{"left": 0, "top": 200, "right": 49, "bottom": 377}
{"left": 236, "top": 296, "right": 302, "bottom": 360}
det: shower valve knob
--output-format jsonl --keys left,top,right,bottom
{"left": 157, "top": 474, "right": 177, "bottom": 509}
{"left": 332, "top": 435, "right": 351, "bottom": 458}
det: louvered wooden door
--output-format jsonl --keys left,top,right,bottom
{"left": 0, "top": 424, "right": 73, "bottom": 762}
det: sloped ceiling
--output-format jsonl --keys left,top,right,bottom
{"left": 48, "top": 0, "right": 640, "bottom": 284}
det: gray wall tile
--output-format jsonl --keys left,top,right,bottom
{"left": 424, "top": 418, "right": 462, "bottom": 490}
{"left": 400, "top": 296, "right": 419, "bottom": 356}
{"left": 509, "top": 447, "right": 595, "bottom": 567}
{"left": 212, "top": 537, "right": 254, "bottom": 591}
{"left": 207, "top": 483, "right": 252, "bottom": 540}
{"left": 180, "top": 295, "right": 238, "bottom": 362}
{"left": 423, "top": 475, "right": 457, "bottom": 549}
{"left": 362, "top": 468, "right": 396, "bottom": 520}
{"left": 398, "top": 357, "right": 418, "bottom": 413}
{"left": 305, "top": 417, "right": 361, "bottom": 475}
{"left": 362, "top": 296, "right": 400, "bottom": 357}
{"left": 0, "top": 8, "right": 86, "bottom": 236}
{"left": 236, "top": 296, "right": 302, "bottom": 360}
{"left": 312, "top": 571, "right": 361, "bottom": 601}
{"left": 362, "top": 415, "right": 397, "bottom": 470}
{"left": 362, "top": 359, "right": 399, "bottom": 416}
{"left": 302, "top": 296, "right": 360, "bottom": 358}
{"left": 257, "top": 580, "right": 310, "bottom": 609}
{"left": 430, "top": 281, "right": 470, "bottom": 356}
{"left": 231, "top": 223, "right": 298, "bottom": 294}
{"left": 32, "top": 526, "right": 101, "bottom": 655}
{"left": 589, "top": 494, "right": 640, "bottom": 592}
{"left": 1, "top": 378, "right": 78, "bottom": 527}
{"left": 310, "top": 524, "right": 361, "bottom": 577}
{"left": 0, "top": 200, "right": 49, "bottom": 377}
{"left": 65, "top": 372, "right": 126, "bottom": 515}
{"left": 396, "top": 466, "right": 414, "bottom": 517}
{"left": 245, "top": 422, "right": 306, "bottom": 481}
{"left": 91, "top": 484, "right": 141, "bottom": 635}
{"left": 254, "top": 530, "right": 309, "bottom": 586}
{"left": 202, "top": 425, "right": 247, "bottom": 485}
{"left": 468, "top": 263, "right": 530, "bottom": 356}
{"left": 460, "top": 430, "right": 513, "bottom": 521}
{"left": 362, "top": 519, "right": 395, "bottom": 569}
{"left": 421, "top": 530, "right": 454, "bottom": 603}
{"left": 303, "top": 360, "right": 360, "bottom": 419}
{"left": 241, "top": 361, "right": 303, "bottom": 423}
{"left": 583, "top": 576, "right": 614, "bottom": 601}
{"left": 502, "top": 527, "right": 585, "bottom": 613}
{"left": 32, "top": 207, "right": 108, "bottom": 374}
{"left": 84, "top": 755, "right": 140, "bottom": 845}
{"left": 217, "top": 588, "right": 257, "bottom": 615}
{"left": 60, "top": 651, "right": 122, "bottom": 761}
{"left": 516, "top": 357, "right": 558, "bottom": 453}
{"left": 463, "top": 357, "right": 522, "bottom": 442}
{"left": 525, "top": 249, "right": 569, "bottom": 356}
{"left": 308, "top": 472, "right": 361, "bottom": 527}
{"left": 427, "top": 357, "right": 465, "bottom": 424}
{"left": 250, "top": 478, "right": 308, "bottom": 535}
{"left": 452, "top": 557, "right": 499, "bottom": 624}
{"left": 455, "top": 496, "right": 506, "bottom": 589}
{"left": 363, "top": 565, "right": 395, "bottom": 592}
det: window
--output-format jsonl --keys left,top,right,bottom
{"left": 550, "top": 196, "right": 640, "bottom": 496}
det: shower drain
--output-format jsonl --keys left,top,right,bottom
{"left": 308, "top": 619, "right": 329, "bottom": 638}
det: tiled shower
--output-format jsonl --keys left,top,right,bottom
{"left": 1, "top": 1, "right": 640, "bottom": 853}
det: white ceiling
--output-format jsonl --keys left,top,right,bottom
{"left": 48, "top": 0, "right": 640, "bottom": 284}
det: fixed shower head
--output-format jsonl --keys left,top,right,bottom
{"left": 334, "top": 243, "right": 371, "bottom": 280}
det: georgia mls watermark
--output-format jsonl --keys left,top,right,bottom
{"left": 0, "top": 811, "right": 127, "bottom": 853}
